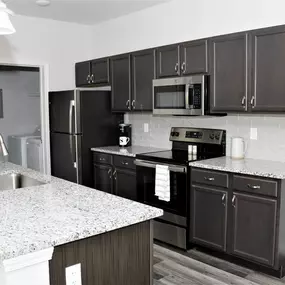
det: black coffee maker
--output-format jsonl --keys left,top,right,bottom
{"left": 119, "top": 124, "right": 132, "bottom": 147}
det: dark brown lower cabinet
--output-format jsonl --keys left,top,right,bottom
{"left": 93, "top": 152, "right": 137, "bottom": 201}
{"left": 93, "top": 163, "right": 113, "bottom": 194}
{"left": 231, "top": 192, "right": 277, "bottom": 267}
{"left": 190, "top": 167, "right": 285, "bottom": 276}
{"left": 191, "top": 185, "right": 228, "bottom": 252}
{"left": 49, "top": 220, "right": 153, "bottom": 285}
{"left": 114, "top": 168, "right": 137, "bottom": 200}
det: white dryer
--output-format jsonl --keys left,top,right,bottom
{"left": 8, "top": 134, "right": 41, "bottom": 167}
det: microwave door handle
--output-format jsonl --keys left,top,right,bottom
{"left": 185, "top": 84, "right": 190, "bottom": 109}
{"left": 189, "top": 85, "right": 194, "bottom": 109}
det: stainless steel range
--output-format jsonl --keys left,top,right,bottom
{"left": 135, "top": 127, "right": 226, "bottom": 249}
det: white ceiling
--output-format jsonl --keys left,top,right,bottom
{"left": 5, "top": 0, "right": 170, "bottom": 25}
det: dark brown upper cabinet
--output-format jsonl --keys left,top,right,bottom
{"left": 132, "top": 49, "right": 155, "bottom": 111}
{"left": 180, "top": 40, "right": 208, "bottom": 75}
{"left": 250, "top": 26, "right": 285, "bottom": 112}
{"left": 156, "top": 40, "right": 208, "bottom": 78}
{"left": 75, "top": 58, "right": 110, "bottom": 87}
{"left": 75, "top": 61, "right": 91, "bottom": 87}
{"left": 156, "top": 45, "right": 180, "bottom": 78}
{"left": 90, "top": 58, "right": 110, "bottom": 85}
{"left": 209, "top": 33, "right": 249, "bottom": 112}
{"left": 110, "top": 54, "right": 132, "bottom": 112}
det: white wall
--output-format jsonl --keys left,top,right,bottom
{"left": 91, "top": 0, "right": 285, "bottom": 57}
{"left": 0, "top": 70, "right": 41, "bottom": 144}
{"left": 0, "top": 15, "right": 93, "bottom": 90}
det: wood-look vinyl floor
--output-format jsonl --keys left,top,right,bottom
{"left": 153, "top": 245, "right": 285, "bottom": 285}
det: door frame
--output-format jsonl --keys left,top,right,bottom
{"left": 0, "top": 62, "right": 50, "bottom": 175}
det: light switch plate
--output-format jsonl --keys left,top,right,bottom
{"left": 250, "top": 128, "right": 258, "bottom": 140}
{"left": 144, "top": 123, "right": 149, "bottom": 133}
{"left": 65, "top": 263, "right": 82, "bottom": 285}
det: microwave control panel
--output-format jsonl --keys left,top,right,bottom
{"left": 190, "top": 84, "right": 202, "bottom": 109}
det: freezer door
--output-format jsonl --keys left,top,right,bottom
{"left": 50, "top": 132, "right": 80, "bottom": 183}
{"left": 49, "top": 90, "right": 81, "bottom": 134}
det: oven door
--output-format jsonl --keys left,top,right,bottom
{"left": 152, "top": 76, "right": 204, "bottom": 116}
{"left": 136, "top": 159, "right": 187, "bottom": 217}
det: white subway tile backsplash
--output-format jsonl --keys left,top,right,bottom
{"left": 128, "top": 113, "right": 285, "bottom": 162}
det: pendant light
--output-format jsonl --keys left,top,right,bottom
{"left": 0, "top": 1, "right": 15, "bottom": 35}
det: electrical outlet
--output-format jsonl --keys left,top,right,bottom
{"left": 250, "top": 128, "right": 258, "bottom": 140}
{"left": 144, "top": 123, "right": 149, "bottom": 133}
{"left": 65, "top": 263, "right": 82, "bottom": 285}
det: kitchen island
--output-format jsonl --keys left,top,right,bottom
{"left": 0, "top": 162, "right": 163, "bottom": 285}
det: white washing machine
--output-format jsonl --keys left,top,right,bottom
{"left": 26, "top": 138, "right": 44, "bottom": 172}
{"left": 8, "top": 134, "right": 41, "bottom": 167}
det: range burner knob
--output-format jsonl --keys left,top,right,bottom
{"left": 209, "top": 133, "right": 215, "bottom": 140}
{"left": 215, "top": 134, "right": 220, "bottom": 140}
{"left": 175, "top": 132, "right": 180, "bottom": 137}
{"left": 171, "top": 132, "right": 175, "bottom": 137}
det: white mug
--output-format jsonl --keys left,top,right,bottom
{"left": 119, "top": 136, "right": 130, "bottom": 146}
{"left": 231, "top": 137, "right": 246, "bottom": 159}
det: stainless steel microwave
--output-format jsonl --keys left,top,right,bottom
{"left": 152, "top": 75, "right": 207, "bottom": 116}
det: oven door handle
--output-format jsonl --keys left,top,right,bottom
{"left": 134, "top": 159, "right": 187, "bottom": 173}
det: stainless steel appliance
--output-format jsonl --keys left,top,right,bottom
{"left": 49, "top": 89, "right": 122, "bottom": 186}
{"left": 119, "top": 123, "right": 132, "bottom": 147}
{"left": 153, "top": 75, "right": 207, "bottom": 116}
{"left": 135, "top": 127, "right": 226, "bottom": 249}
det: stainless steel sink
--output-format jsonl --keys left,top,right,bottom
{"left": 0, "top": 173, "right": 46, "bottom": 191}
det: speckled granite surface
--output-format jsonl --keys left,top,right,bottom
{"left": 91, "top": 145, "right": 166, "bottom": 157}
{"left": 0, "top": 162, "right": 163, "bottom": 261}
{"left": 189, "top": 156, "right": 285, "bottom": 179}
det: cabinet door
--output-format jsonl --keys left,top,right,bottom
{"left": 156, "top": 45, "right": 180, "bottom": 78}
{"left": 113, "top": 168, "right": 137, "bottom": 201}
{"left": 132, "top": 49, "right": 155, "bottom": 111}
{"left": 180, "top": 40, "right": 208, "bottom": 75}
{"left": 90, "top": 58, "right": 110, "bottom": 85}
{"left": 231, "top": 192, "right": 277, "bottom": 267}
{"left": 75, "top": 61, "right": 91, "bottom": 87}
{"left": 110, "top": 54, "right": 132, "bottom": 112}
{"left": 251, "top": 26, "right": 285, "bottom": 111}
{"left": 209, "top": 33, "right": 249, "bottom": 112}
{"left": 93, "top": 164, "right": 113, "bottom": 194}
{"left": 190, "top": 185, "right": 228, "bottom": 252}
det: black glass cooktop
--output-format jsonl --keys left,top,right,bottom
{"left": 137, "top": 150, "right": 220, "bottom": 165}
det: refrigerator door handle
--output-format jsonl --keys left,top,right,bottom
{"left": 69, "top": 135, "right": 76, "bottom": 169}
{"left": 69, "top": 100, "right": 75, "bottom": 134}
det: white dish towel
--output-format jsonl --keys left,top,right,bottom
{"left": 155, "top": 164, "right": 170, "bottom": 202}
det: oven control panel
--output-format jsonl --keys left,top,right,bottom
{"left": 170, "top": 127, "right": 226, "bottom": 145}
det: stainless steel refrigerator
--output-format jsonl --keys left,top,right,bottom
{"left": 49, "top": 89, "right": 122, "bottom": 186}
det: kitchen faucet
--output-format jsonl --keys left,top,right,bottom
{"left": 0, "top": 134, "right": 8, "bottom": 162}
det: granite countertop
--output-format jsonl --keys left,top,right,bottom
{"left": 91, "top": 145, "right": 166, "bottom": 157}
{"left": 189, "top": 156, "right": 285, "bottom": 179}
{"left": 0, "top": 162, "right": 163, "bottom": 261}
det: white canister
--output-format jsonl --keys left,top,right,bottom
{"left": 231, "top": 137, "right": 246, "bottom": 160}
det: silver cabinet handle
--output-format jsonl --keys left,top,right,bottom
{"left": 91, "top": 74, "right": 94, "bottom": 83}
{"left": 174, "top": 63, "right": 179, "bottom": 75}
{"left": 108, "top": 169, "right": 112, "bottom": 179}
{"left": 204, "top": 177, "right": 215, "bottom": 181}
{"left": 222, "top": 194, "right": 226, "bottom": 207}
{"left": 250, "top": 96, "right": 255, "bottom": 108}
{"left": 113, "top": 170, "right": 117, "bottom": 180}
{"left": 99, "top": 157, "right": 105, "bottom": 162}
{"left": 181, "top": 62, "right": 186, "bottom": 74}
{"left": 126, "top": 100, "right": 131, "bottom": 110}
{"left": 122, "top": 161, "right": 129, "bottom": 166}
{"left": 247, "top": 184, "right": 261, "bottom": 190}
{"left": 86, "top": 74, "right": 90, "bottom": 83}
{"left": 131, "top": 100, "right": 136, "bottom": 110}
{"left": 241, "top": 96, "right": 246, "bottom": 107}
{"left": 232, "top": 195, "right": 236, "bottom": 207}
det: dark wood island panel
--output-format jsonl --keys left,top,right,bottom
{"left": 49, "top": 220, "right": 153, "bottom": 285}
